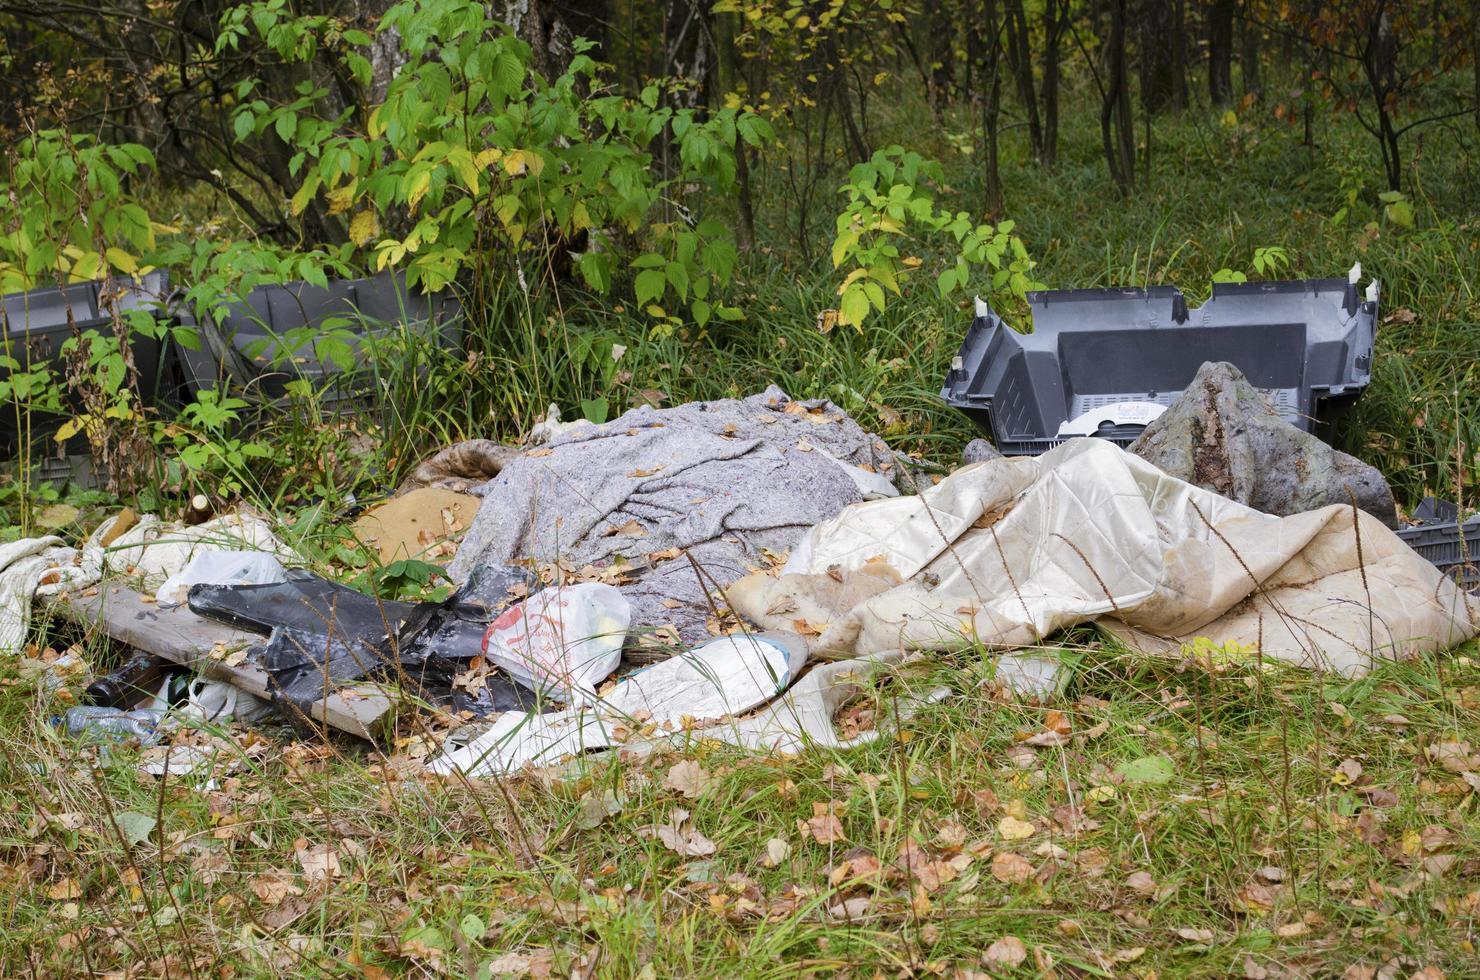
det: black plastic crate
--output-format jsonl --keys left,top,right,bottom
{"left": 174, "top": 271, "right": 461, "bottom": 406}
{"left": 941, "top": 276, "right": 1379, "bottom": 455}
{"left": 0, "top": 272, "right": 172, "bottom": 458}
{"left": 1395, "top": 518, "right": 1480, "bottom": 591}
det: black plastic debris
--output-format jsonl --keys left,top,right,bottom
{"left": 941, "top": 276, "right": 1379, "bottom": 455}
{"left": 188, "top": 566, "right": 544, "bottom": 728}
{"left": 174, "top": 270, "right": 460, "bottom": 408}
{"left": 188, "top": 568, "right": 415, "bottom": 636}
{"left": 0, "top": 272, "right": 172, "bottom": 460}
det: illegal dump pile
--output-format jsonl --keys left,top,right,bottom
{"left": 9, "top": 276, "right": 1480, "bottom": 788}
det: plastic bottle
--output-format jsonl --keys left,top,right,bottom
{"left": 61, "top": 706, "right": 167, "bottom": 744}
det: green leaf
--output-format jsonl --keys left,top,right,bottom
{"left": 634, "top": 268, "right": 666, "bottom": 306}
{"left": 115, "top": 811, "right": 157, "bottom": 846}
{"left": 580, "top": 398, "right": 609, "bottom": 424}
{"left": 458, "top": 913, "right": 487, "bottom": 942}
{"left": 665, "top": 261, "right": 690, "bottom": 302}
{"left": 1114, "top": 755, "right": 1174, "bottom": 785}
{"left": 937, "top": 267, "right": 958, "bottom": 296}
{"left": 839, "top": 284, "right": 870, "bottom": 328}
{"left": 578, "top": 252, "right": 611, "bottom": 294}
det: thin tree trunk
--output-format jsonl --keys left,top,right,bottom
{"left": 975, "top": 0, "right": 1004, "bottom": 215}
{"left": 1472, "top": 0, "right": 1480, "bottom": 139}
{"left": 1239, "top": 5, "right": 1261, "bottom": 99}
{"left": 931, "top": 20, "right": 955, "bottom": 110}
{"left": 1042, "top": 0, "right": 1065, "bottom": 164}
{"left": 1003, "top": 0, "right": 1044, "bottom": 161}
{"left": 1139, "top": 0, "right": 1178, "bottom": 113}
{"left": 1103, "top": 0, "right": 1135, "bottom": 193}
{"left": 734, "top": 136, "right": 755, "bottom": 250}
{"left": 1208, "top": 0, "right": 1235, "bottom": 106}
{"left": 1172, "top": 0, "right": 1189, "bottom": 109}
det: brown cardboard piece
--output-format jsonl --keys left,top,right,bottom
{"left": 352, "top": 488, "right": 480, "bottom": 564}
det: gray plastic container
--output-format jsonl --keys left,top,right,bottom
{"left": 174, "top": 271, "right": 461, "bottom": 407}
{"left": 0, "top": 272, "right": 171, "bottom": 457}
{"left": 1396, "top": 516, "right": 1480, "bottom": 591}
{"left": 941, "top": 277, "right": 1379, "bottom": 455}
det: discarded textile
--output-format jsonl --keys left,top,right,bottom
{"left": 727, "top": 438, "right": 1478, "bottom": 677}
{"left": 396, "top": 439, "right": 519, "bottom": 494}
{"left": 431, "top": 631, "right": 809, "bottom": 776}
{"left": 449, "top": 387, "right": 905, "bottom": 644}
{"left": 0, "top": 536, "right": 99, "bottom": 653}
{"left": 1129, "top": 361, "right": 1398, "bottom": 528}
{"left": 88, "top": 512, "right": 301, "bottom": 587}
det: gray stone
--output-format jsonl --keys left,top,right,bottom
{"left": 963, "top": 438, "right": 1004, "bottom": 465}
{"left": 1128, "top": 361, "right": 1398, "bottom": 528}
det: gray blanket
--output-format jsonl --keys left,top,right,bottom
{"left": 449, "top": 387, "right": 901, "bottom": 644}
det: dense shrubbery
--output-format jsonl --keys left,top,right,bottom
{"left": 0, "top": 0, "right": 1473, "bottom": 524}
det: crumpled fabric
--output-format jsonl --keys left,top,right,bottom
{"left": 0, "top": 512, "right": 301, "bottom": 657}
{"left": 448, "top": 387, "right": 903, "bottom": 643}
{"left": 88, "top": 513, "right": 299, "bottom": 587}
{"left": 726, "top": 438, "right": 1479, "bottom": 676}
{"left": 0, "top": 537, "right": 100, "bottom": 653}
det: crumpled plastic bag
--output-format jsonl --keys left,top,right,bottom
{"left": 157, "top": 551, "right": 289, "bottom": 609}
{"left": 433, "top": 631, "right": 807, "bottom": 777}
{"left": 482, "top": 582, "right": 630, "bottom": 704}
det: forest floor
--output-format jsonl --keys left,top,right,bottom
{"left": 3, "top": 90, "right": 1480, "bottom": 976}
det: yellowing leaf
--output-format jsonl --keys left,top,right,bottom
{"left": 406, "top": 169, "right": 432, "bottom": 211}
{"left": 349, "top": 211, "right": 378, "bottom": 247}
{"left": 503, "top": 149, "right": 545, "bottom": 177}
{"left": 325, "top": 184, "right": 356, "bottom": 215}
{"left": 46, "top": 879, "right": 82, "bottom": 901}
{"left": 997, "top": 816, "right": 1035, "bottom": 841}
{"left": 105, "top": 247, "right": 138, "bottom": 275}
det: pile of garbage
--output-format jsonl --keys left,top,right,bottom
{"left": 9, "top": 288, "right": 1479, "bottom": 781}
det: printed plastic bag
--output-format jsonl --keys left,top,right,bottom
{"left": 482, "top": 582, "right": 630, "bottom": 704}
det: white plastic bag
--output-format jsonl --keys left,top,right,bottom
{"left": 156, "top": 551, "right": 288, "bottom": 608}
{"left": 482, "top": 582, "right": 630, "bottom": 704}
{"left": 432, "top": 631, "right": 807, "bottom": 777}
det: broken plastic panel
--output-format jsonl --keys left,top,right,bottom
{"left": 173, "top": 270, "right": 461, "bottom": 407}
{"left": 0, "top": 272, "right": 172, "bottom": 460}
{"left": 940, "top": 275, "right": 1379, "bottom": 455}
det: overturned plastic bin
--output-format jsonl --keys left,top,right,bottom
{"left": 1395, "top": 499, "right": 1480, "bottom": 591}
{"left": 0, "top": 272, "right": 172, "bottom": 463}
{"left": 174, "top": 271, "right": 461, "bottom": 407}
{"left": 941, "top": 276, "right": 1379, "bottom": 455}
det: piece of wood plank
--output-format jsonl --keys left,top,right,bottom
{"left": 42, "top": 584, "right": 394, "bottom": 740}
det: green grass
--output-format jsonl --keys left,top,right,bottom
{"left": 3, "top": 74, "right": 1480, "bottom": 976}
{"left": 3, "top": 641, "right": 1480, "bottom": 975}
